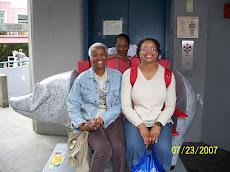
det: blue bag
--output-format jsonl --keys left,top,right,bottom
{"left": 131, "top": 145, "right": 165, "bottom": 172}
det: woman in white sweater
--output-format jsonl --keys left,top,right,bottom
{"left": 121, "top": 38, "right": 176, "bottom": 171}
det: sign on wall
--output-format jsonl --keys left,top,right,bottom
{"left": 182, "top": 40, "right": 194, "bottom": 74}
{"left": 186, "top": 0, "right": 193, "bottom": 12}
{"left": 103, "top": 20, "right": 122, "bottom": 35}
{"left": 177, "top": 16, "right": 199, "bottom": 38}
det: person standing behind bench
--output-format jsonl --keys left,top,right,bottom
{"left": 121, "top": 38, "right": 176, "bottom": 172}
{"left": 66, "top": 42, "right": 126, "bottom": 172}
{"left": 107, "top": 33, "right": 137, "bottom": 62}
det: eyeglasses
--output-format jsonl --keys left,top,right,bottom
{"left": 141, "top": 47, "right": 157, "bottom": 52}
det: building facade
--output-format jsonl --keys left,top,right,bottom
{"left": 28, "top": 0, "right": 230, "bottom": 153}
{"left": 0, "top": 1, "right": 28, "bottom": 43}
{"left": 0, "top": 1, "right": 28, "bottom": 62}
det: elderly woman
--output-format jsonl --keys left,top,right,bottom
{"left": 66, "top": 42, "right": 126, "bottom": 172}
{"left": 121, "top": 38, "right": 176, "bottom": 171}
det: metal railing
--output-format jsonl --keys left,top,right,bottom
{"left": 0, "top": 60, "right": 29, "bottom": 68}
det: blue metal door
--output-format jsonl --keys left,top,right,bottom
{"left": 84, "top": 0, "right": 171, "bottom": 60}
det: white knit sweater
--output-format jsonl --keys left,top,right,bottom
{"left": 121, "top": 64, "right": 176, "bottom": 127}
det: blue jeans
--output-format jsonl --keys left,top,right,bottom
{"left": 124, "top": 119, "right": 173, "bottom": 171}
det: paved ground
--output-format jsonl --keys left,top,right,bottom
{"left": 2, "top": 106, "right": 228, "bottom": 172}
{"left": 0, "top": 107, "right": 67, "bottom": 172}
{"left": 0, "top": 106, "right": 186, "bottom": 172}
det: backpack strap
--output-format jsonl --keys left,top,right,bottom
{"left": 162, "top": 68, "right": 172, "bottom": 111}
{"left": 130, "top": 66, "right": 138, "bottom": 109}
{"left": 131, "top": 66, "right": 172, "bottom": 87}
{"left": 130, "top": 66, "right": 138, "bottom": 87}
{"left": 164, "top": 68, "right": 172, "bottom": 88}
{"left": 130, "top": 66, "right": 173, "bottom": 111}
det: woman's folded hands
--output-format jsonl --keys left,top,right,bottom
{"left": 79, "top": 118, "right": 101, "bottom": 131}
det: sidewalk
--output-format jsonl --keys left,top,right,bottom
{"left": 0, "top": 107, "right": 187, "bottom": 172}
{"left": 0, "top": 107, "right": 67, "bottom": 172}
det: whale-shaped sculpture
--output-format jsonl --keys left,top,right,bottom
{"left": 9, "top": 69, "right": 197, "bottom": 167}
{"left": 9, "top": 70, "right": 78, "bottom": 127}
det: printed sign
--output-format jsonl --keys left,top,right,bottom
{"left": 182, "top": 40, "right": 194, "bottom": 74}
{"left": 177, "top": 17, "right": 199, "bottom": 38}
{"left": 103, "top": 20, "right": 122, "bottom": 35}
{"left": 186, "top": 0, "right": 194, "bottom": 12}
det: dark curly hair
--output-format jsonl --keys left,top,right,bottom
{"left": 136, "top": 38, "right": 161, "bottom": 59}
{"left": 115, "top": 33, "right": 130, "bottom": 45}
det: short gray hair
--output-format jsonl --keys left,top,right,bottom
{"left": 88, "top": 42, "right": 108, "bottom": 60}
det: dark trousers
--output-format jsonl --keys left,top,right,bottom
{"left": 88, "top": 117, "right": 126, "bottom": 172}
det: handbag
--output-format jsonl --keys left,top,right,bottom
{"left": 67, "top": 118, "right": 90, "bottom": 172}
{"left": 131, "top": 145, "right": 165, "bottom": 172}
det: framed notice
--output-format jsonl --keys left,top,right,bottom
{"left": 103, "top": 20, "right": 122, "bottom": 35}
{"left": 177, "top": 16, "right": 199, "bottom": 38}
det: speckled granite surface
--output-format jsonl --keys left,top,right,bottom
{"left": 9, "top": 70, "right": 78, "bottom": 127}
{"left": 172, "top": 71, "right": 198, "bottom": 166}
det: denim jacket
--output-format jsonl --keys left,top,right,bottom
{"left": 66, "top": 66, "right": 122, "bottom": 133}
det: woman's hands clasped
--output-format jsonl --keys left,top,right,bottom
{"left": 79, "top": 118, "right": 101, "bottom": 131}
{"left": 117, "top": 54, "right": 131, "bottom": 62}
{"left": 149, "top": 124, "right": 161, "bottom": 144}
{"left": 137, "top": 123, "right": 161, "bottom": 148}
{"left": 138, "top": 123, "right": 150, "bottom": 148}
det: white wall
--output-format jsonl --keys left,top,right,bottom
{"left": 31, "top": 0, "right": 82, "bottom": 135}
{"left": 0, "top": 66, "right": 31, "bottom": 97}
{"left": 32, "top": 0, "right": 82, "bottom": 83}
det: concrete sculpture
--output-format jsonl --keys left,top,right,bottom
{"left": 171, "top": 71, "right": 198, "bottom": 166}
{"left": 9, "top": 70, "right": 78, "bottom": 127}
{"left": 9, "top": 69, "right": 198, "bottom": 167}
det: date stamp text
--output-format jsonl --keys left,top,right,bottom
{"left": 172, "top": 146, "right": 218, "bottom": 155}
